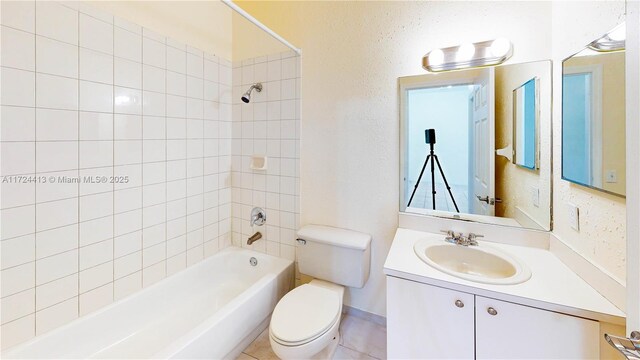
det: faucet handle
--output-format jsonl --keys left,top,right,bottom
{"left": 440, "top": 230, "right": 455, "bottom": 239}
{"left": 468, "top": 233, "right": 484, "bottom": 239}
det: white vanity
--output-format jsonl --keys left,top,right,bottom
{"left": 384, "top": 228, "right": 625, "bottom": 360}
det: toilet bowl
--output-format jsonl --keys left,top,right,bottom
{"left": 268, "top": 225, "right": 372, "bottom": 360}
{"left": 269, "top": 280, "right": 344, "bottom": 359}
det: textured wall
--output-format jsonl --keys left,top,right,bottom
{"left": 551, "top": 1, "right": 626, "bottom": 283}
{"left": 236, "top": 0, "right": 553, "bottom": 316}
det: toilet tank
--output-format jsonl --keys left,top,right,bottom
{"left": 296, "top": 225, "right": 372, "bottom": 288}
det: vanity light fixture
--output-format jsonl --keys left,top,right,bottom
{"left": 588, "top": 22, "right": 625, "bottom": 52}
{"left": 423, "top": 38, "right": 513, "bottom": 72}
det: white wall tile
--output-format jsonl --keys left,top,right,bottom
{"left": 35, "top": 297, "right": 78, "bottom": 335}
{"left": 143, "top": 116, "right": 166, "bottom": 140}
{"left": 186, "top": 53, "right": 203, "bottom": 78}
{"left": 79, "top": 48, "right": 113, "bottom": 84}
{"left": 35, "top": 169, "right": 79, "bottom": 207}
{"left": 1, "top": 1, "right": 35, "bottom": 33}
{"left": 1, "top": 205, "right": 35, "bottom": 241}
{"left": 79, "top": 283, "right": 113, "bottom": 316}
{"left": 114, "top": 271, "right": 141, "bottom": 300}
{"left": 142, "top": 37, "right": 165, "bottom": 69}
{"left": 141, "top": 91, "right": 165, "bottom": 117}
{"left": 79, "top": 112, "right": 113, "bottom": 140}
{"left": 1, "top": 234, "right": 35, "bottom": 270}
{"left": 114, "top": 87, "right": 142, "bottom": 115}
{"left": 79, "top": 216, "right": 112, "bottom": 247}
{"left": 1, "top": 314, "right": 35, "bottom": 349}
{"left": 2, "top": 25, "right": 35, "bottom": 71}
{"left": 79, "top": 239, "right": 113, "bottom": 270}
{"left": 36, "top": 225, "right": 78, "bottom": 259}
{"left": 142, "top": 260, "right": 165, "bottom": 287}
{"left": 114, "top": 251, "right": 141, "bottom": 279}
{"left": 114, "top": 114, "right": 142, "bottom": 140}
{"left": 114, "top": 27, "right": 141, "bottom": 62}
{"left": 36, "top": 36, "right": 77, "bottom": 78}
{"left": 36, "top": 141, "right": 78, "bottom": 173}
{"left": 79, "top": 260, "right": 112, "bottom": 293}
{"left": 35, "top": 2, "right": 78, "bottom": 45}
{"left": 114, "top": 140, "right": 142, "bottom": 165}
{"left": 143, "top": 65, "right": 165, "bottom": 93}
{"left": 35, "top": 274, "right": 77, "bottom": 311}
{"left": 79, "top": 141, "right": 113, "bottom": 168}
{"left": 36, "top": 109, "right": 78, "bottom": 141}
{"left": 2, "top": 67, "right": 35, "bottom": 107}
{"left": 114, "top": 230, "right": 142, "bottom": 258}
{"left": 167, "top": 47, "right": 186, "bottom": 74}
{"left": 35, "top": 197, "right": 78, "bottom": 232}
{"left": 1, "top": 288, "right": 35, "bottom": 324}
{"left": 79, "top": 81, "right": 113, "bottom": 113}
{"left": 79, "top": 14, "right": 112, "bottom": 54}
{"left": 36, "top": 73, "right": 77, "bottom": 110}
{"left": 114, "top": 58, "right": 142, "bottom": 89}
{"left": 1, "top": 106, "right": 35, "bottom": 142}
{"left": 35, "top": 249, "right": 77, "bottom": 286}
{"left": 79, "top": 192, "right": 113, "bottom": 221}
{"left": 167, "top": 71, "right": 186, "bottom": 96}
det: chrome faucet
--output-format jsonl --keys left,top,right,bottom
{"left": 441, "top": 230, "right": 483, "bottom": 246}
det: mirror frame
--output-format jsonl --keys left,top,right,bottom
{"left": 560, "top": 49, "right": 626, "bottom": 198}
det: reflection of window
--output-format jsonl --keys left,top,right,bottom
{"left": 562, "top": 65, "right": 603, "bottom": 187}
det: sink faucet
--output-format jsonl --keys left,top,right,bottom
{"left": 441, "top": 230, "right": 483, "bottom": 246}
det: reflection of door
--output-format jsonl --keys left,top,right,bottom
{"left": 471, "top": 68, "right": 495, "bottom": 216}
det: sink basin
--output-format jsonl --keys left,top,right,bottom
{"left": 413, "top": 238, "right": 531, "bottom": 285}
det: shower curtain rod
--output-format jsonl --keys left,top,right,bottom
{"left": 222, "top": 0, "right": 302, "bottom": 56}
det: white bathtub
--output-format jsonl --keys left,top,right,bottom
{"left": 2, "top": 247, "right": 294, "bottom": 359}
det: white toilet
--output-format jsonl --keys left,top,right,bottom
{"left": 269, "top": 225, "right": 372, "bottom": 360}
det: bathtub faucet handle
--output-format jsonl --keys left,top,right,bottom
{"left": 250, "top": 207, "right": 266, "bottom": 226}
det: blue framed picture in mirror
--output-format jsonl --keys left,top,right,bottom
{"left": 513, "top": 78, "right": 538, "bottom": 170}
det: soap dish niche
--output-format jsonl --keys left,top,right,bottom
{"left": 250, "top": 155, "right": 268, "bottom": 171}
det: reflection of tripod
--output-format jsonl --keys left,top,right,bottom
{"left": 407, "top": 129, "right": 459, "bottom": 212}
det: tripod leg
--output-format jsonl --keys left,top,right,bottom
{"left": 430, "top": 150, "right": 436, "bottom": 210}
{"left": 407, "top": 155, "right": 431, "bottom": 207}
{"left": 433, "top": 155, "right": 460, "bottom": 213}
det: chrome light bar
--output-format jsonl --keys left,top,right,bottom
{"left": 423, "top": 38, "right": 513, "bottom": 72}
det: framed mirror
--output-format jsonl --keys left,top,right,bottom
{"left": 399, "top": 60, "right": 552, "bottom": 231}
{"left": 562, "top": 24, "right": 625, "bottom": 197}
{"left": 513, "top": 78, "right": 538, "bottom": 169}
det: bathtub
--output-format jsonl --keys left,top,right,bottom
{"left": 2, "top": 247, "right": 294, "bottom": 359}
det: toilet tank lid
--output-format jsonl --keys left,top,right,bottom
{"left": 297, "top": 225, "right": 372, "bottom": 250}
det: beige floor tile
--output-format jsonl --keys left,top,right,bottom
{"left": 243, "top": 328, "right": 280, "bottom": 360}
{"left": 338, "top": 315, "right": 386, "bottom": 359}
{"left": 236, "top": 353, "right": 258, "bottom": 360}
{"left": 333, "top": 345, "right": 379, "bottom": 360}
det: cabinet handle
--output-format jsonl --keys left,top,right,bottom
{"left": 455, "top": 300, "right": 464, "bottom": 308}
{"left": 487, "top": 307, "right": 498, "bottom": 316}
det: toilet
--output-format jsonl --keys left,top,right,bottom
{"left": 269, "top": 225, "right": 372, "bottom": 360}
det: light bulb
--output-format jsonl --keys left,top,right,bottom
{"left": 490, "top": 38, "right": 511, "bottom": 57}
{"left": 456, "top": 43, "right": 475, "bottom": 62}
{"left": 429, "top": 49, "right": 445, "bottom": 66}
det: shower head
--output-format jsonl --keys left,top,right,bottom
{"left": 241, "top": 83, "right": 263, "bottom": 103}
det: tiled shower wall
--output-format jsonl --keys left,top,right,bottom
{"left": 0, "top": 1, "right": 233, "bottom": 349}
{"left": 231, "top": 53, "right": 300, "bottom": 262}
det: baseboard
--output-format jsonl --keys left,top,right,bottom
{"left": 549, "top": 233, "right": 626, "bottom": 312}
{"left": 342, "top": 305, "right": 387, "bottom": 327}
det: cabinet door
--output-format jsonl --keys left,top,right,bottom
{"left": 387, "top": 276, "right": 475, "bottom": 359}
{"left": 476, "top": 296, "right": 600, "bottom": 359}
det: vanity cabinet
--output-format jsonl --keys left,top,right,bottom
{"left": 387, "top": 276, "right": 600, "bottom": 359}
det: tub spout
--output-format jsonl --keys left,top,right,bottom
{"left": 247, "top": 232, "right": 262, "bottom": 245}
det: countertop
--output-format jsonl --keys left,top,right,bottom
{"left": 383, "top": 228, "right": 626, "bottom": 325}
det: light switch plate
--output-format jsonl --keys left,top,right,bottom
{"left": 568, "top": 203, "right": 579, "bottom": 231}
{"left": 531, "top": 187, "right": 540, "bottom": 207}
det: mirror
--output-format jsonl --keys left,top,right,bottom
{"left": 399, "top": 60, "right": 552, "bottom": 230}
{"left": 562, "top": 28, "right": 625, "bottom": 197}
{"left": 513, "top": 78, "right": 538, "bottom": 169}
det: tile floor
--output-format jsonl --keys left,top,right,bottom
{"left": 237, "top": 314, "right": 386, "bottom": 360}
{"left": 408, "top": 180, "right": 470, "bottom": 213}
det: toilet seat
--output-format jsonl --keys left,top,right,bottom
{"left": 270, "top": 284, "right": 341, "bottom": 346}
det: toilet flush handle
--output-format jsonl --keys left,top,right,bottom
{"left": 296, "top": 238, "right": 306, "bottom": 245}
